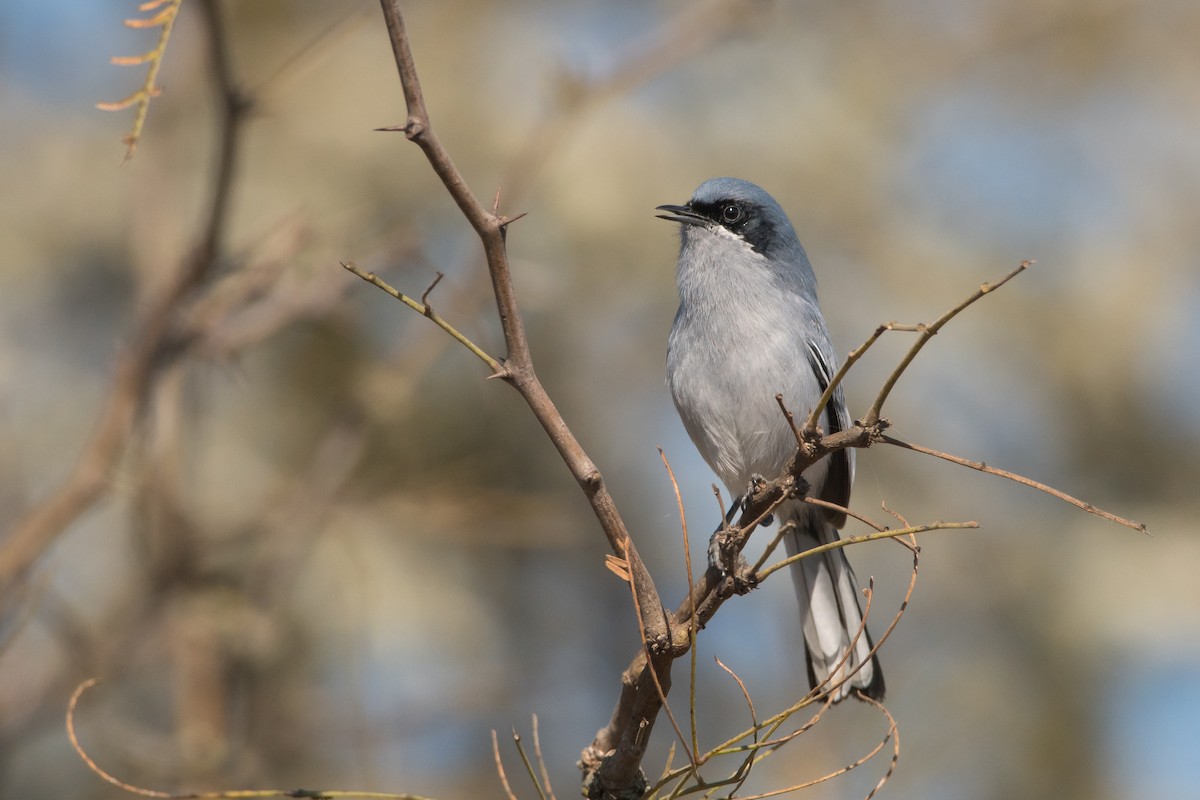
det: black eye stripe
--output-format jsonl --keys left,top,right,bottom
{"left": 684, "top": 199, "right": 778, "bottom": 254}
{"left": 690, "top": 200, "right": 751, "bottom": 230}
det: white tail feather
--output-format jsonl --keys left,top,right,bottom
{"left": 784, "top": 509, "right": 883, "bottom": 702}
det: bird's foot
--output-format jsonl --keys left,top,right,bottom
{"left": 743, "top": 474, "right": 775, "bottom": 525}
{"left": 707, "top": 526, "right": 756, "bottom": 595}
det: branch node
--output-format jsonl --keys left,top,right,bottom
{"left": 374, "top": 117, "right": 425, "bottom": 138}
{"left": 582, "top": 469, "right": 603, "bottom": 491}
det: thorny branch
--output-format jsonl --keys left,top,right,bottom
{"left": 340, "top": 262, "right": 503, "bottom": 374}
{"left": 374, "top": 0, "right": 668, "bottom": 648}
{"left": 369, "top": 7, "right": 679, "bottom": 795}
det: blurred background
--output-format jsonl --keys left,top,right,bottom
{"left": 1, "top": 0, "right": 1198, "bottom": 798}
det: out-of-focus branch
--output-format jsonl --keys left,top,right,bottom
{"left": 67, "top": 680, "right": 438, "bottom": 800}
{"left": 0, "top": 0, "right": 247, "bottom": 621}
{"left": 500, "top": 0, "right": 767, "bottom": 198}
{"left": 96, "top": 0, "right": 185, "bottom": 161}
{"left": 186, "top": 217, "right": 352, "bottom": 359}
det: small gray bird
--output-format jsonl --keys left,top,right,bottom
{"left": 659, "top": 177, "right": 884, "bottom": 702}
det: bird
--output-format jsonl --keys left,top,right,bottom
{"left": 658, "top": 177, "right": 884, "bottom": 702}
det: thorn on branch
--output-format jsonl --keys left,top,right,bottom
{"left": 420, "top": 271, "right": 444, "bottom": 308}
{"left": 373, "top": 118, "right": 425, "bottom": 139}
{"left": 341, "top": 260, "right": 504, "bottom": 374}
{"left": 499, "top": 211, "right": 529, "bottom": 229}
{"left": 711, "top": 484, "right": 728, "bottom": 529}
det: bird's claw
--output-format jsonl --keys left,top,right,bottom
{"left": 708, "top": 527, "right": 756, "bottom": 595}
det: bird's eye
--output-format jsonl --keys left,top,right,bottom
{"left": 721, "top": 204, "right": 744, "bottom": 224}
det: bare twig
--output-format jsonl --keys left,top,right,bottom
{"left": 341, "top": 262, "right": 502, "bottom": 374}
{"left": 803, "top": 323, "right": 891, "bottom": 433}
{"left": 861, "top": 694, "right": 901, "bottom": 800}
{"left": 714, "top": 658, "right": 759, "bottom": 742}
{"left": 735, "top": 721, "right": 892, "bottom": 800}
{"left": 657, "top": 448, "right": 702, "bottom": 764}
{"left": 512, "top": 729, "right": 548, "bottom": 800}
{"left": 713, "top": 657, "right": 759, "bottom": 795}
{"left": 710, "top": 484, "right": 728, "bottom": 529}
{"left": 374, "top": 0, "right": 666, "bottom": 647}
{"left": 68, "top": 678, "right": 171, "bottom": 799}
{"left": 881, "top": 434, "right": 1149, "bottom": 533}
{"left": 776, "top": 394, "right": 805, "bottom": 449}
{"left": 757, "top": 522, "right": 970, "bottom": 582}
{"left": 493, "top": 729, "right": 520, "bottom": 800}
{"left": 531, "top": 715, "right": 558, "bottom": 800}
{"left": 252, "top": 8, "right": 373, "bottom": 99}
{"left": 863, "top": 261, "right": 1032, "bottom": 427}
{"left": 803, "top": 496, "right": 887, "bottom": 533}
{"left": 748, "top": 523, "right": 791, "bottom": 576}
{"left": 420, "top": 271, "right": 445, "bottom": 306}
{"left": 726, "top": 693, "right": 899, "bottom": 800}
{"left": 744, "top": 696, "right": 835, "bottom": 755}
{"left": 647, "top": 693, "right": 835, "bottom": 798}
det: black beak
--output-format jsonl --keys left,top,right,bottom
{"left": 655, "top": 203, "right": 705, "bottom": 225}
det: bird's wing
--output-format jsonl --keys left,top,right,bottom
{"left": 804, "top": 340, "right": 853, "bottom": 526}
